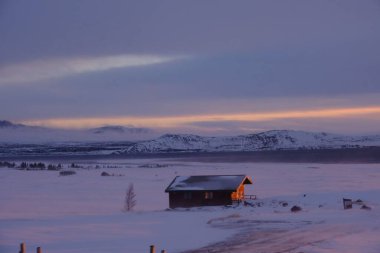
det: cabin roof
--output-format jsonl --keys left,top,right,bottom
{"left": 165, "top": 175, "right": 253, "bottom": 192}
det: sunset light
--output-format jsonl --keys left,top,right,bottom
{"left": 1, "top": 2, "right": 380, "bottom": 253}
{"left": 22, "top": 106, "right": 380, "bottom": 130}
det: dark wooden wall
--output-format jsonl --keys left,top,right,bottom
{"left": 168, "top": 191, "right": 234, "bottom": 208}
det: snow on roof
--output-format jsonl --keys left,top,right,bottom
{"left": 165, "top": 175, "right": 253, "bottom": 192}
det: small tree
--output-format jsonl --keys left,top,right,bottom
{"left": 123, "top": 183, "right": 136, "bottom": 212}
{"left": 20, "top": 162, "right": 28, "bottom": 169}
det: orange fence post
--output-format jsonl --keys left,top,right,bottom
{"left": 19, "top": 243, "right": 26, "bottom": 253}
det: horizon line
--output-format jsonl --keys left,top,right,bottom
{"left": 15, "top": 105, "right": 380, "bottom": 131}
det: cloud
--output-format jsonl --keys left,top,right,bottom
{"left": 21, "top": 106, "right": 380, "bottom": 131}
{"left": 0, "top": 54, "right": 184, "bottom": 85}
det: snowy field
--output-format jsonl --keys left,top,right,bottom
{"left": 1, "top": 159, "right": 380, "bottom": 253}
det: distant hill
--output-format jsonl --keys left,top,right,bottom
{"left": 1, "top": 120, "right": 380, "bottom": 158}
{"left": 0, "top": 120, "right": 26, "bottom": 129}
{"left": 116, "top": 130, "right": 380, "bottom": 154}
{"left": 0, "top": 120, "right": 156, "bottom": 143}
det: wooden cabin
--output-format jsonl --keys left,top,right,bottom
{"left": 165, "top": 175, "right": 254, "bottom": 208}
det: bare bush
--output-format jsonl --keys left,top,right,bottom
{"left": 59, "top": 170, "right": 76, "bottom": 176}
{"left": 123, "top": 183, "right": 136, "bottom": 212}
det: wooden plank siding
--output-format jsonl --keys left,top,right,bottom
{"left": 231, "top": 184, "right": 245, "bottom": 201}
{"left": 169, "top": 191, "right": 234, "bottom": 208}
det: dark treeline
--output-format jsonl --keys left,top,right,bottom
{"left": 1, "top": 161, "right": 64, "bottom": 170}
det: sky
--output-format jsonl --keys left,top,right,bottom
{"left": 0, "top": 0, "right": 380, "bottom": 135}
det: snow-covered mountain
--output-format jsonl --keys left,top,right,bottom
{"left": 0, "top": 120, "right": 28, "bottom": 129}
{"left": 0, "top": 120, "right": 156, "bottom": 143}
{"left": 1, "top": 119, "right": 380, "bottom": 155}
{"left": 118, "top": 130, "right": 380, "bottom": 154}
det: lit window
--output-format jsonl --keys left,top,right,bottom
{"left": 205, "top": 192, "right": 213, "bottom": 199}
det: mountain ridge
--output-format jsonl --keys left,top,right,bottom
{"left": 0, "top": 120, "right": 155, "bottom": 143}
{"left": 0, "top": 120, "right": 26, "bottom": 129}
{"left": 117, "top": 130, "right": 380, "bottom": 154}
{"left": 1, "top": 120, "right": 380, "bottom": 154}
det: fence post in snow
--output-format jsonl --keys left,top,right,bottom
{"left": 36, "top": 247, "right": 42, "bottom": 253}
{"left": 343, "top": 198, "right": 353, "bottom": 209}
{"left": 150, "top": 245, "right": 155, "bottom": 253}
{"left": 19, "top": 243, "right": 26, "bottom": 253}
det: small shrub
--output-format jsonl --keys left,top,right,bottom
{"left": 20, "top": 162, "right": 28, "bottom": 169}
{"left": 47, "top": 164, "right": 60, "bottom": 171}
{"left": 0, "top": 161, "right": 16, "bottom": 168}
{"left": 59, "top": 170, "right": 76, "bottom": 176}
{"left": 361, "top": 205, "right": 371, "bottom": 210}
{"left": 70, "top": 163, "right": 81, "bottom": 168}
{"left": 282, "top": 202, "right": 288, "bottom": 207}
{"left": 138, "top": 164, "right": 168, "bottom": 168}
{"left": 291, "top": 205, "right": 302, "bottom": 212}
{"left": 101, "top": 171, "right": 110, "bottom": 176}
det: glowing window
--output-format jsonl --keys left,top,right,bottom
{"left": 204, "top": 192, "right": 214, "bottom": 199}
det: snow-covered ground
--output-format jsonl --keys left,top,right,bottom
{"left": 1, "top": 160, "right": 380, "bottom": 253}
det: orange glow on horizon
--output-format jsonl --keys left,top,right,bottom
{"left": 21, "top": 106, "right": 380, "bottom": 129}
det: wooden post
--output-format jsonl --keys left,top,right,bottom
{"left": 343, "top": 198, "right": 352, "bottom": 209}
{"left": 150, "top": 245, "right": 155, "bottom": 253}
{"left": 19, "top": 243, "right": 26, "bottom": 253}
{"left": 36, "top": 247, "right": 42, "bottom": 253}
